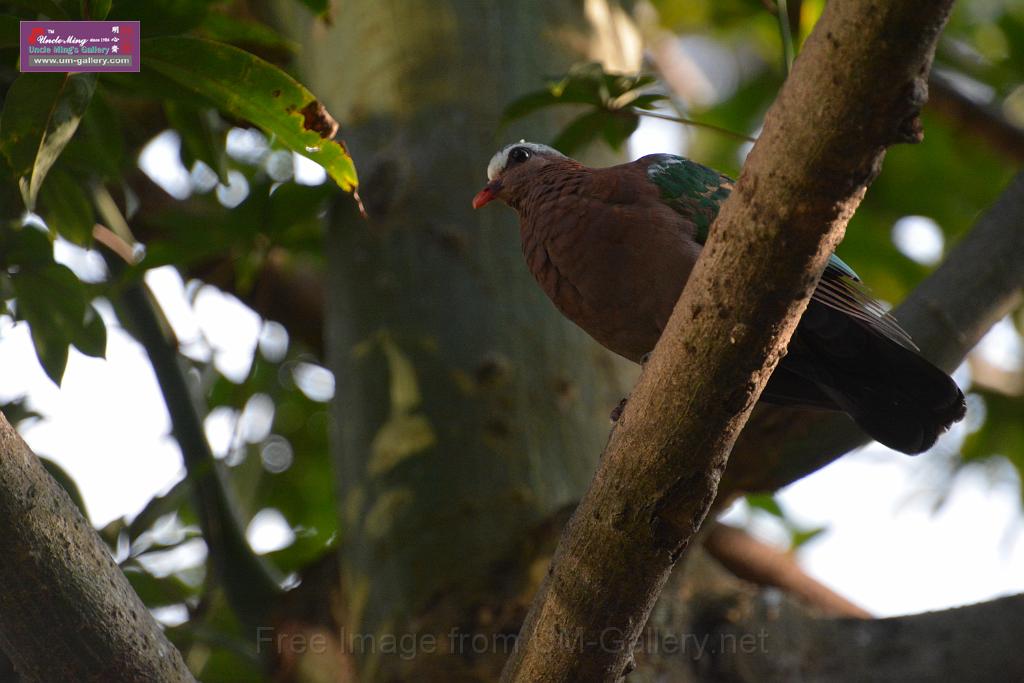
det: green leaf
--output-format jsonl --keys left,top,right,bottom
{"left": 74, "top": 304, "right": 107, "bottom": 359}
{"left": 142, "top": 37, "right": 357, "bottom": 191}
{"left": 0, "top": 396, "right": 43, "bottom": 427}
{"left": 28, "top": 318, "right": 70, "bottom": 385}
{"left": 164, "top": 101, "right": 229, "bottom": 184}
{"left": 791, "top": 526, "right": 826, "bottom": 550}
{"left": 745, "top": 492, "right": 785, "bottom": 518}
{"left": 599, "top": 110, "right": 640, "bottom": 149}
{"left": 0, "top": 223, "right": 53, "bottom": 268}
{"left": 82, "top": 0, "right": 111, "bottom": 19}
{"left": 0, "top": 72, "right": 97, "bottom": 210}
{"left": 962, "top": 390, "right": 1024, "bottom": 498}
{"left": 38, "top": 168, "right": 95, "bottom": 245}
{"left": 127, "top": 477, "right": 192, "bottom": 542}
{"left": 11, "top": 263, "right": 88, "bottom": 385}
{"left": 551, "top": 110, "right": 615, "bottom": 155}
{"left": 630, "top": 93, "right": 671, "bottom": 111}
{"left": 123, "top": 564, "right": 196, "bottom": 608}
{"left": 500, "top": 90, "right": 564, "bottom": 124}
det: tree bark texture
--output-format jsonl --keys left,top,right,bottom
{"left": 276, "top": 1, "right": 642, "bottom": 679}
{"left": 502, "top": 1, "right": 954, "bottom": 681}
{"left": 0, "top": 414, "right": 194, "bottom": 682}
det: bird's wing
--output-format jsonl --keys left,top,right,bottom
{"left": 644, "top": 153, "right": 917, "bottom": 350}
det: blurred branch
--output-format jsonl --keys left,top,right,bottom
{"left": 98, "top": 227, "right": 281, "bottom": 629}
{"left": 706, "top": 592, "right": 1024, "bottom": 681}
{"left": 928, "top": 70, "right": 1024, "bottom": 163}
{"left": 634, "top": 109, "right": 756, "bottom": 142}
{"left": 0, "top": 413, "right": 195, "bottom": 681}
{"left": 720, "top": 169, "right": 1024, "bottom": 501}
{"left": 502, "top": 0, "right": 952, "bottom": 680}
{"left": 775, "top": 0, "right": 796, "bottom": 73}
{"left": 704, "top": 523, "right": 871, "bottom": 618}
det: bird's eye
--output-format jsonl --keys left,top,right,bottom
{"left": 508, "top": 146, "right": 532, "bottom": 165}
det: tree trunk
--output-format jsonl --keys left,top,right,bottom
{"left": 275, "top": 1, "right": 641, "bottom": 679}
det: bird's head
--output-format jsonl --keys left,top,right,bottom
{"left": 472, "top": 142, "right": 566, "bottom": 209}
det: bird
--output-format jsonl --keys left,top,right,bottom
{"left": 472, "top": 141, "right": 966, "bottom": 454}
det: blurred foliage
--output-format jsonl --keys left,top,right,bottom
{"left": 0, "top": 0, "right": 1022, "bottom": 680}
{"left": 745, "top": 493, "right": 826, "bottom": 551}
{"left": 503, "top": 63, "right": 669, "bottom": 154}
{"left": 0, "top": 0, "right": 347, "bottom": 679}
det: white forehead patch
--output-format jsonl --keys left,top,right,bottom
{"left": 486, "top": 141, "right": 565, "bottom": 181}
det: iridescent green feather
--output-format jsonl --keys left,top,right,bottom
{"left": 644, "top": 154, "right": 860, "bottom": 281}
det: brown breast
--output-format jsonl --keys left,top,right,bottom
{"left": 516, "top": 161, "right": 701, "bottom": 362}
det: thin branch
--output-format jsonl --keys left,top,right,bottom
{"left": 501, "top": 1, "right": 953, "bottom": 680}
{"left": 928, "top": 69, "right": 1024, "bottom": 163}
{"left": 94, "top": 221, "right": 282, "bottom": 629}
{"left": 775, "top": 0, "right": 796, "bottom": 73}
{"left": 633, "top": 109, "right": 757, "bottom": 142}
{"left": 704, "top": 523, "right": 871, "bottom": 619}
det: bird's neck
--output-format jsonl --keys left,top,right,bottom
{"left": 510, "top": 160, "right": 588, "bottom": 215}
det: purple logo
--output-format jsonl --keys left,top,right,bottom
{"left": 20, "top": 21, "right": 140, "bottom": 73}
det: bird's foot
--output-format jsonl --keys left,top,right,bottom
{"left": 610, "top": 397, "right": 628, "bottom": 423}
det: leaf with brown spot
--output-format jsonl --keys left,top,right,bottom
{"left": 142, "top": 36, "right": 357, "bottom": 191}
{"left": 300, "top": 100, "right": 338, "bottom": 139}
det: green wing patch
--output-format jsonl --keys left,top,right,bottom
{"left": 645, "top": 154, "right": 732, "bottom": 244}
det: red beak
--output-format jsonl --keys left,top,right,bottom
{"left": 472, "top": 181, "right": 501, "bottom": 209}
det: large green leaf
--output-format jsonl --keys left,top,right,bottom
{"left": 0, "top": 72, "right": 97, "bottom": 210}
{"left": 10, "top": 259, "right": 101, "bottom": 384}
{"left": 142, "top": 37, "right": 357, "bottom": 192}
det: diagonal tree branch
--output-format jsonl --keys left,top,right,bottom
{"left": 500, "top": 1, "right": 954, "bottom": 680}
{"left": 928, "top": 70, "right": 1024, "bottom": 163}
{"left": 0, "top": 414, "right": 195, "bottom": 682}
{"left": 703, "top": 522, "right": 872, "bottom": 619}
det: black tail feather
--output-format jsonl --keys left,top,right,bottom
{"left": 765, "top": 301, "right": 966, "bottom": 455}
